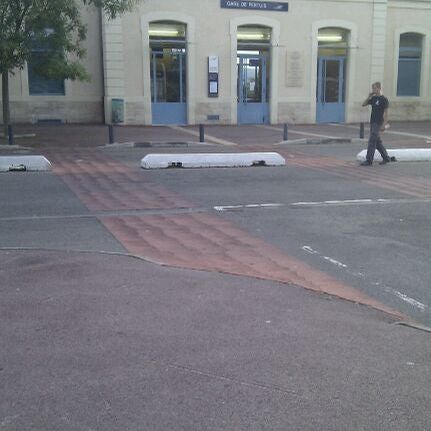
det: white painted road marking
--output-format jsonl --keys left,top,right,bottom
{"left": 302, "top": 246, "right": 348, "bottom": 268}
{"left": 384, "top": 288, "right": 427, "bottom": 312}
{"left": 260, "top": 124, "right": 337, "bottom": 139}
{"left": 169, "top": 126, "right": 238, "bottom": 146}
{"left": 292, "top": 199, "right": 379, "bottom": 206}
{"left": 291, "top": 198, "right": 431, "bottom": 207}
{"left": 329, "top": 123, "right": 431, "bottom": 140}
{"left": 214, "top": 203, "right": 284, "bottom": 211}
{"left": 214, "top": 198, "right": 431, "bottom": 212}
{"left": 302, "top": 245, "right": 428, "bottom": 312}
{"left": 214, "top": 203, "right": 430, "bottom": 312}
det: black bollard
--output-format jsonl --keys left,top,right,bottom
{"left": 199, "top": 124, "right": 204, "bottom": 143}
{"left": 359, "top": 122, "right": 365, "bottom": 139}
{"left": 283, "top": 123, "right": 288, "bottom": 141}
{"left": 108, "top": 124, "right": 115, "bottom": 144}
{"left": 8, "top": 125, "right": 14, "bottom": 146}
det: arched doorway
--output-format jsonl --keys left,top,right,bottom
{"left": 237, "top": 25, "right": 271, "bottom": 124}
{"left": 149, "top": 21, "right": 187, "bottom": 125}
{"left": 316, "top": 28, "right": 348, "bottom": 123}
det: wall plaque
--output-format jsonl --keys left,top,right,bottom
{"left": 286, "top": 51, "right": 304, "bottom": 88}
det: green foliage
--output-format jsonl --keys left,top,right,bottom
{"left": 84, "top": 0, "right": 138, "bottom": 19}
{"left": 0, "top": 0, "right": 138, "bottom": 79}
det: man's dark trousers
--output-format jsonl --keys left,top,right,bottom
{"left": 366, "top": 122, "right": 390, "bottom": 163}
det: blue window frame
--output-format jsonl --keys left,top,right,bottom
{"left": 28, "top": 51, "right": 65, "bottom": 96}
{"left": 397, "top": 33, "right": 422, "bottom": 97}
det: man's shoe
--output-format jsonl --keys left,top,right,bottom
{"left": 380, "top": 156, "right": 397, "bottom": 165}
{"left": 360, "top": 160, "right": 372, "bottom": 166}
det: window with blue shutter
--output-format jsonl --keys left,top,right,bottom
{"left": 27, "top": 48, "right": 65, "bottom": 96}
{"left": 397, "top": 33, "right": 423, "bottom": 97}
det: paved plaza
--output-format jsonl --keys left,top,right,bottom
{"left": 1, "top": 122, "right": 431, "bottom": 430}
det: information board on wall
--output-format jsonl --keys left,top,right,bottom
{"left": 221, "top": 0, "right": 288, "bottom": 12}
{"left": 208, "top": 56, "right": 219, "bottom": 97}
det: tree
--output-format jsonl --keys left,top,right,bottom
{"left": 0, "top": 0, "right": 138, "bottom": 136}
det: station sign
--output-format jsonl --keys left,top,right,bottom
{"left": 221, "top": 0, "right": 288, "bottom": 12}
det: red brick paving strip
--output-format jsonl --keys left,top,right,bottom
{"left": 49, "top": 149, "right": 404, "bottom": 319}
{"left": 215, "top": 145, "right": 431, "bottom": 198}
{"left": 281, "top": 150, "right": 431, "bottom": 198}
{"left": 49, "top": 150, "right": 192, "bottom": 211}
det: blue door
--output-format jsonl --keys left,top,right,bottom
{"left": 238, "top": 55, "right": 269, "bottom": 124}
{"left": 316, "top": 57, "right": 345, "bottom": 123}
{"left": 151, "top": 49, "right": 187, "bottom": 125}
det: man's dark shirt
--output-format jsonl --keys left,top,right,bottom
{"left": 368, "top": 95, "right": 389, "bottom": 125}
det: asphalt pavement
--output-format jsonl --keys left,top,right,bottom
{"left": 1, "top": 122, "right": 431, "bottom": 430}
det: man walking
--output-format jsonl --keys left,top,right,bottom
{"left": 361, "top": 82, "right": 394, "bottom": 166}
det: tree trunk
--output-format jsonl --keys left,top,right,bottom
{"left": 2, "top": 72, "right": 10, "bottom": 137}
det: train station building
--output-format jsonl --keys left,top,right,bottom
{"left": 2, "top": 0, "right": 431, "bottom": 125}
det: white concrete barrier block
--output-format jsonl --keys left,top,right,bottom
{"left": 356, "top": 148, "right": 431, "bottom": 162}
{"left": 0, "top": 156, "right": 52, "bottom": 172}
{"left": 141, "top": 152, "right": 286, "bottom": 169}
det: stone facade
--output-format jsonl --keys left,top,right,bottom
{"left": 277, "top": 103, "right": 311, "bottom": 124}
{"left": 390, "top": 101, "right": 431, "bottom": 121}
{"left": 0, "top": 7, "right": 103, "bottom": 125}
{"left": 1, "top": 0, "right": 431, "bottom": 125}
{"left": 1, "top": 100, "right": 103, "bottom": 124}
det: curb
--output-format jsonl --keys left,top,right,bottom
{"left": 134, "top": 141, "right": 190, "bottom": 148}
{"left": 277, "top": 138, "right": 367, "bottom": 145}
{"left": 101, "top": 141, "right": 210, "bottom": 148}
{"left": 0, "top": 133, "right": 36, "bottom": 139}
{"left": 0, "top": 145, "right": 32, "bottom": 151}
{"left": 0, "top": 246, "right": 413, "bottom": 325}
{"left": 356, "top": 148, "right": 431, "bottom": 162}
{"left": 141, "top": 152, "right": 286, "bottom": 169}
{"left": 0, "top": 155, "right": 52, "bottom": 172}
